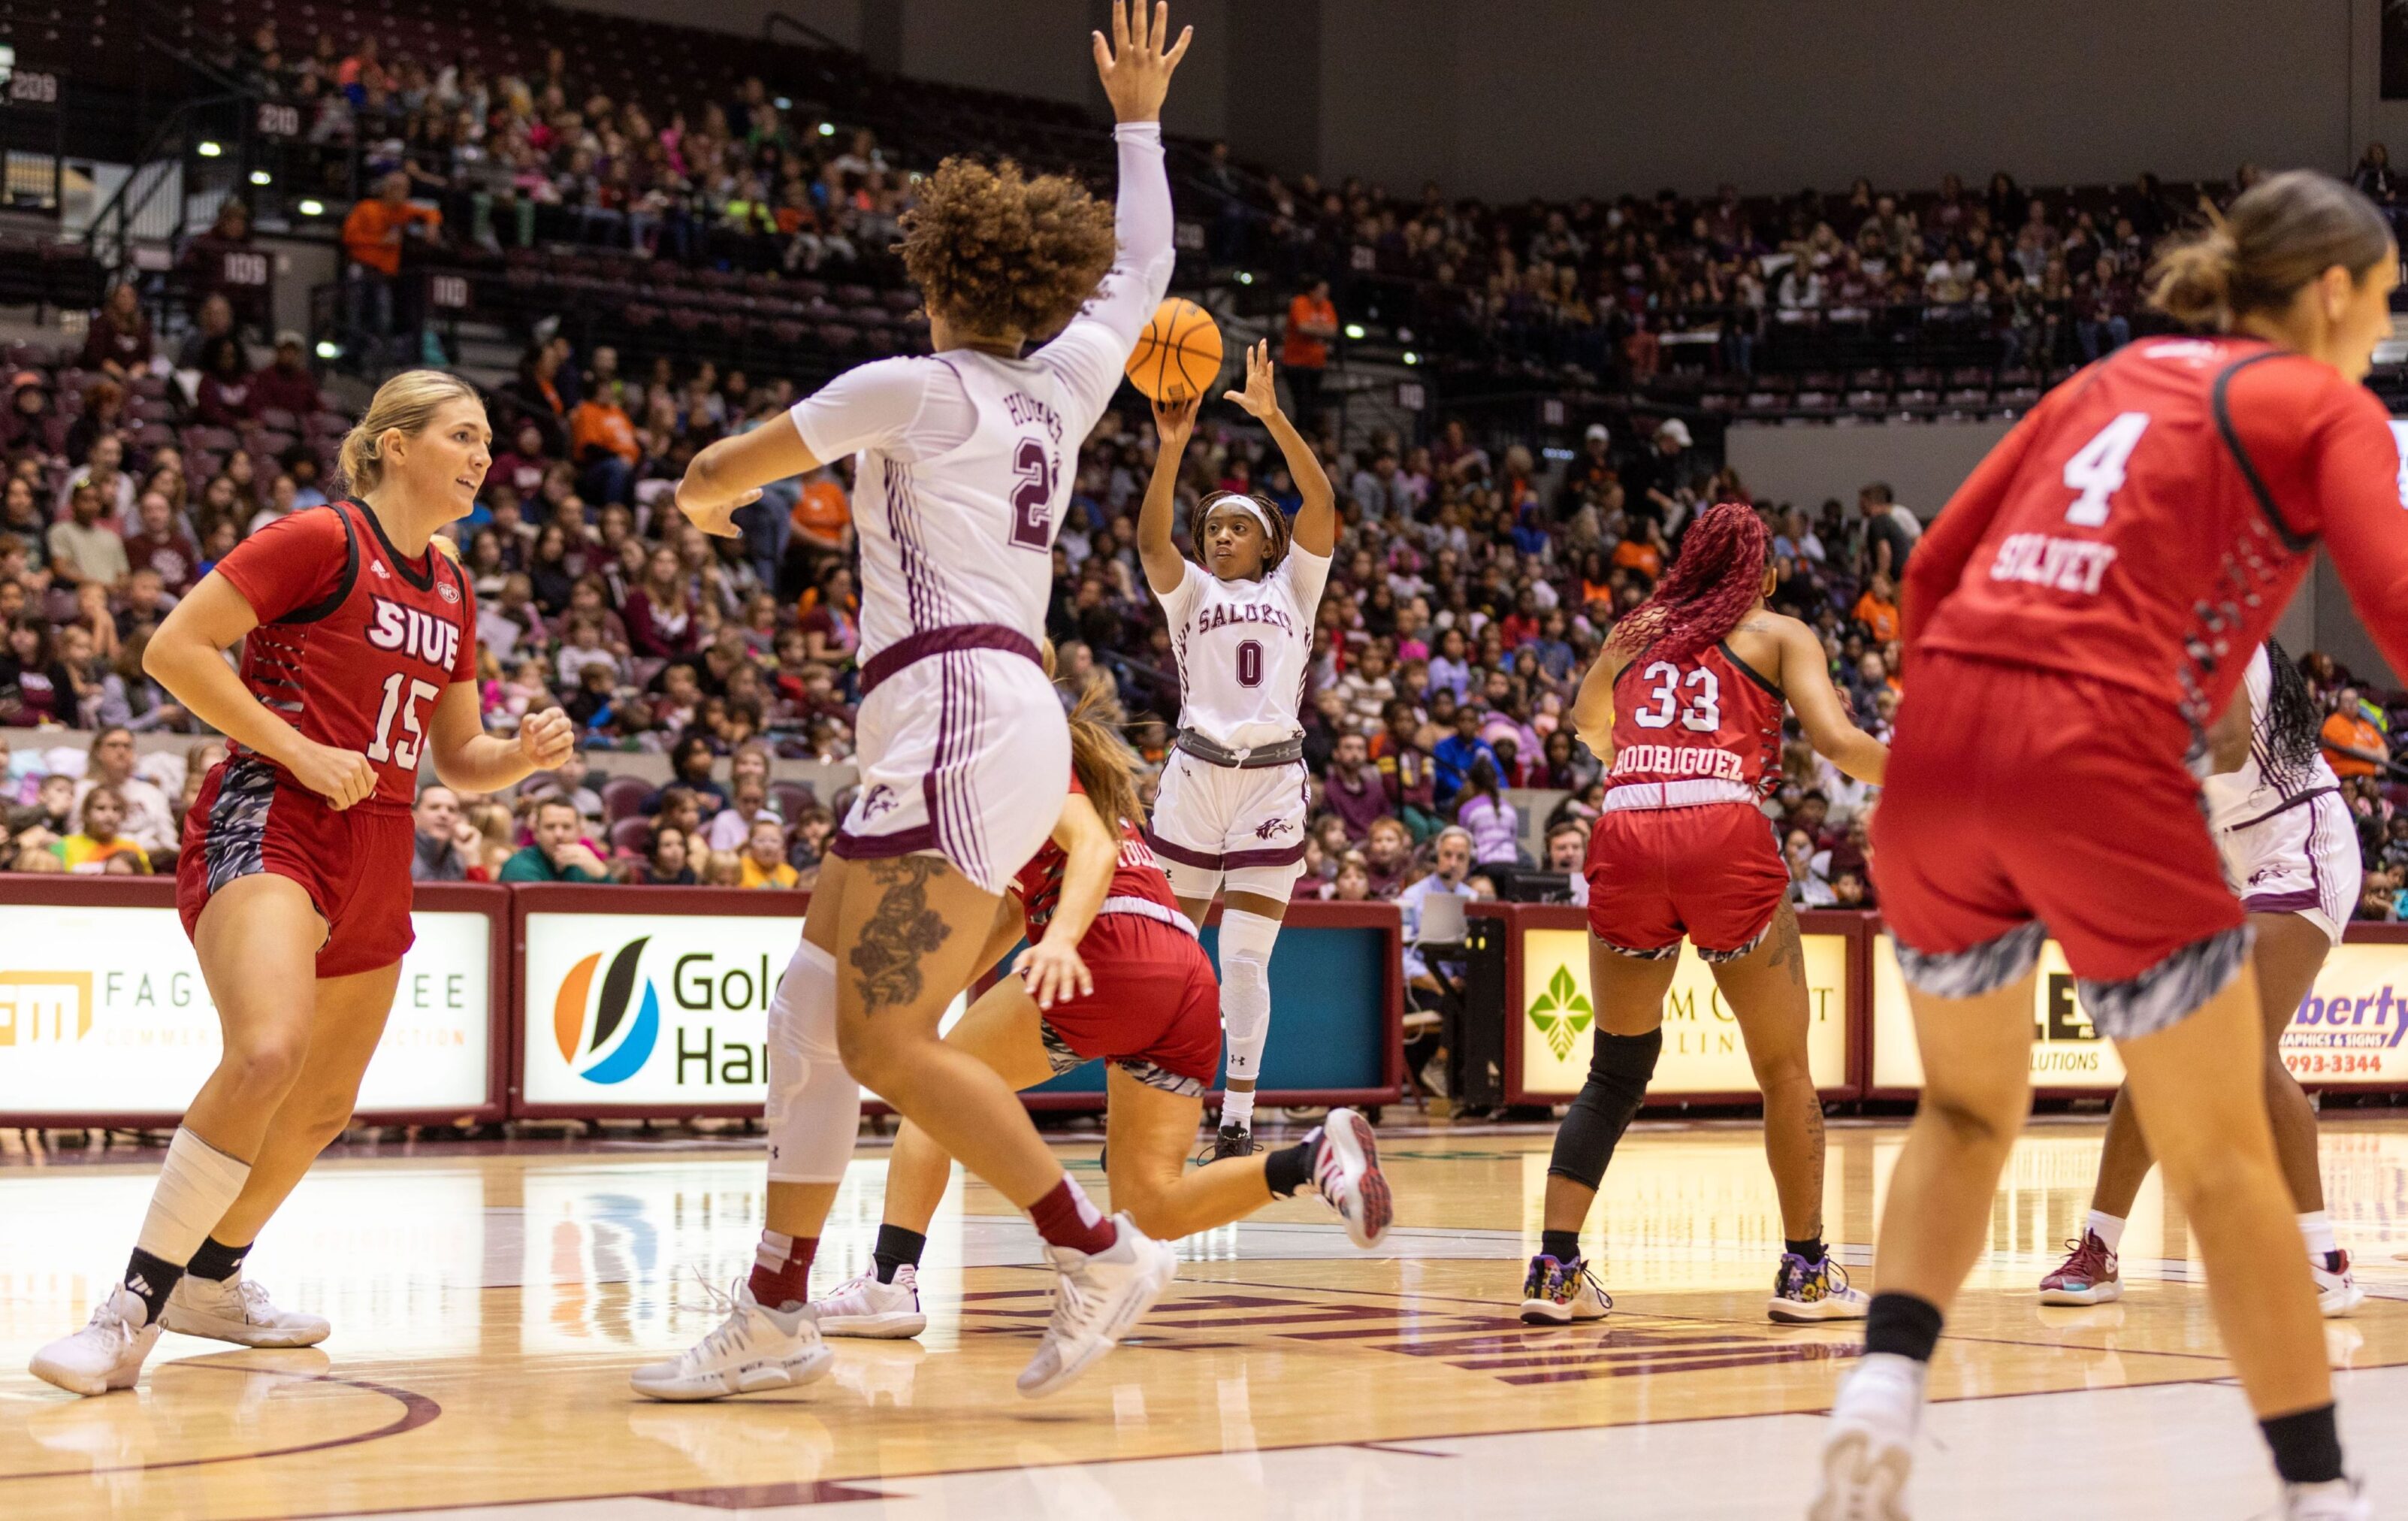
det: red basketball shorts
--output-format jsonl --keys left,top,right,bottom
{"left": 1035, "top": 912, "right": 1223, "bottom": 1095}
{"left": 1872, "top": 653, "right": 2249, "bottom": 1039}
{"left": 1583, "top": 801, "right": 1788, "bottom": 960}
{"left": 177, "top": 755, "right": 418, "bottom": 979}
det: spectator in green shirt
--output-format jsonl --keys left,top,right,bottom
{"left": 498, "top": 797, "right": 613, "bottom": 883}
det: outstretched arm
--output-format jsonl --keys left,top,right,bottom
{"left": 1569, "top": 641, "right": 1630, "bottom": 763}
{"left": 677, "top": 413, "right": 823, "bottom": 540}
{"left": 1138, "top": 393, "right": 1196, "bottom": 596}
{"left": 1223, "top": 339, "right": 1335, "bottom": 558}
{"left": 1775, "top": 618, "right": 1887, "bottom": 784}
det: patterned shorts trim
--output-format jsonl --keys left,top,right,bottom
{"left": 1697, "top": 921, "right": 1774, "bottom": 965}
{"left": 1596, "top": 939, "right": 1681, "bottom": 962}
{"left": 2076, "top": 924, "right": 2254, "bottom": 1042}
{"left": 1895, "top": 919, "right": 2050, "bottom": 999}
{"left": 1597, "top": 919, "right": 1772, "bottom": 965}
{"left": 1038, "top": 1019, "right": 1207, "bottom": 1098}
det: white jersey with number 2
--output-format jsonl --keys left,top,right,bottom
{"left": 1160, "top": 543, "right": 1333, "bottom": 751}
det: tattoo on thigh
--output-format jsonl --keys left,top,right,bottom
{"left": 849, "top": 857, "right": 950, "bottom": 1015}
{"left": 1769, "top": 906, "right": 1807, "bottom": 987}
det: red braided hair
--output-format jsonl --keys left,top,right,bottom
{"left": 1609, "top": 501, "right": 1770, "bottom": 664}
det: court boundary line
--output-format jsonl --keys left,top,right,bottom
{"left": 1, "top": 1362, "right": 440, "bottom": 1483}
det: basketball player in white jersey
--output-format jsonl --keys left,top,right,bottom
{"left": 2038, "top": 639, "right": 2365, "bottom": 1314}
{"left": 1138, "top": 341, "right": 1336, "bottom": 1158}
{"left": 630, "top": 1, "right": 1189, "bottom": 1402}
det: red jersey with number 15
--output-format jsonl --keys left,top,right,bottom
{"left": 1907, "top": 336, "right": 2408, "bottom": 730}
{"left": 1011, "top": 774, "right": 1184, "bottom": 941}
{"left": 211, "top": 498, "right": 479, "bottom": 811}
{"left": 1606, "top": 640, "right": 1785, "bottom": 800}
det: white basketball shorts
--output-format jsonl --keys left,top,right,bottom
{"left": 2219, "top": 789, "right": 2359, "bottom": 947}
{"left": 1145, "top": 750, "right": 1309, "bottom": 901}
{"left": 832, "top": 647, "right": 1068, "bottom": 897}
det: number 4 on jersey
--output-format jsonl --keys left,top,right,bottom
{"left": 2062, "top": 411, "right": 2150, "bottom": 528}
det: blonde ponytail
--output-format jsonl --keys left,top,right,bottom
{"left": 2147, "top": 223, "right": 2240, "bottom": 331}
{"left": 337, "top": 369, "right": 485, "bottom": 494}
{"left": 2148, "top": 171, "right": 2391, "bottom": 331}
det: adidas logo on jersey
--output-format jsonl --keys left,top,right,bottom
{"left": 370, "top": 559, "right": 391, "bottom": 578}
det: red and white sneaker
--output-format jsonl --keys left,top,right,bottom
{"left": 1310, "top": 1108, "right": 1393, "bottom": 1249}
{"left": 2038, "top": 1231, "right": 2121, "bottom": 1305}
{"left": 2313, "top": 1250, "right": 2366, "bottom": 1318}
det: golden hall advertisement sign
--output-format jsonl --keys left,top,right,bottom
{"left": 0, "top": 902, "right": 492, "bottom": 1117}
{"left": 1517, "top": 926, "right": 1851, "bottom": 1099}
{"left": 1871, "top": 933, "right": 2408, "bottom": 1091}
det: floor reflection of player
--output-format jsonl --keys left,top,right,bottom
{"left": 1816, "top": 172, "right": 2408, "bottom": 1521}
{"left": 31, "top": 371, "right": 576, "bottom": 1397}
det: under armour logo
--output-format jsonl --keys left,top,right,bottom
{"left": 1254, "top": 818, "right": 1292, "bottom": 840}
{"left": 861, "top": 785, "right": 897, "bottom": 820}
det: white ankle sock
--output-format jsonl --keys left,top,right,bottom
{"left": 1219, "top": 1089, "right": 1256, "bottom": 1130}
{"left": 1834, "top": 1351, "right": 1926, "bottom": 1433}
{"left": 2298, "top": 1211, "right": 2337, "bottom": 1260}
{"left": 2086, "top": 1211, "right": 2126, "bottom": 1253}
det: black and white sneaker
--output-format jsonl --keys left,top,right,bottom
{"left": 1197, "top": 1123, "right": 1255, "bottom": 1163}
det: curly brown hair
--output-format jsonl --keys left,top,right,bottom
{"left": 896, "top": 156, "right": 1117, "bottom": 340}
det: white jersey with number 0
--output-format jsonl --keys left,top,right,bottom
{"left": 1160, "top": 545, "right": 1333, "bottom": 750}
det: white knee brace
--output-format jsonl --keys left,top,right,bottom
{"left": 1218, "top": 909, "right": 1280, "bottom": 1084}
{"left": 765, "top": 940, "right": 862, "bottom": 1184}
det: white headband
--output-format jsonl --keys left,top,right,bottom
{"left": 1203, "top": 493, "right": 1276, "bottom": 539}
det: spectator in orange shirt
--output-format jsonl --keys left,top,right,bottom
{"left": 1851, "top": 573, "right": 1900, "bottom": 644}
{"left": 1282, "top": 278, "right": 1337, "bottom": 430}
{"left": 341, "top": 172, "right": 442, "bottom": 364}
{"left": 569, "top": 371, "right": 639, "bottom": 505}
{"left": 2320, "top": 688, "right": 2390, "bottom": 779}
{"left": 1611, "top": 519, "right": 1667, "bottom": 580}
{"left": 788, "top": 466, "right": 853, "bottom": 559}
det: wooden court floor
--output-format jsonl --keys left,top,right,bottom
{"left": 2, "top": 1116, "right": 2406, "bottom": 1519}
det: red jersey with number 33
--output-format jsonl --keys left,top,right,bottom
{"left": 1907, "top": 336, "right": 2408, "bottom": 729}
{"left": 211, "top": 498, "right": 478, "bottom": 811}
{"left": 1011, "top": 773, "right": 1183, "bottom": 940}
{"left": 1606, "top": 641, "right": 1785, "bottom": 800}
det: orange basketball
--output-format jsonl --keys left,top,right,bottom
{"left": 1125, "top": 297, "right": 1223, "bottom": 401}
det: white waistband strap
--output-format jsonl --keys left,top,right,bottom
{"left": 1602, "top": 779, "right": 1760, "bottom": 813}
{"left": 1098, "top": 896, "right": 1198, "bottom": 936}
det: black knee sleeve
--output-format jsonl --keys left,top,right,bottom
{"left": 1546, "top": 1027, "right": 1663, "bottom": 1188}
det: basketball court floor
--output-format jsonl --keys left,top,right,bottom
{"left": 3, "top": 1116, "right": 2405, "bottom": 1519}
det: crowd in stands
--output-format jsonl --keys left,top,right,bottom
{"left": 11, "top": 297, "right": 2408, "bottom": 929}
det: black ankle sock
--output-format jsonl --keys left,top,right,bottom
{"left": 2260, "top": 1404, "right": 2344, "bottom": 1486}
{"left": 1541, "top": 1229, "right": 1582, "bottom": 1263}
{"left": 122, "top": 1247, "right": 184, "bottom": 1325}
{"left": 1863, "top": 1291, "right": 1944, "bottom": 1363}
{"left": 1785, "top": 1236, "right": 1826, "bottom": 1264}
{"left": 1263, "top": 1138, "right": 1314, "bottom": 1199}
{"left": 871, "top": 1224, "right": 926, "bottom": 1284}
{"left": 186, "top": 1235, "right": 251, "bottom": 1283}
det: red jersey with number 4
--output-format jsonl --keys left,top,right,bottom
{"left": 1908, "top": 336, "right": 2408, "bottom": 729}
{"left": 211, "top": 498, "right": 478, "bottom": 811}
{"left": 1606, "top": 640, "right": 1784, "bottom": 800}
{"left": 1011, "top": 774, "right": 1183, "bottom": 939}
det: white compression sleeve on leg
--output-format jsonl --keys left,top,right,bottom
{"left": 1218, "top": 909, "right": 1280, "bottom": 1117}
{"left": 133, "top": 1127, "right": 253, "bottom": 1265}
{"left": 765, "top": 940, "right": 862, "bottom": 1184}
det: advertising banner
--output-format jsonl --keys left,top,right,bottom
{"left": 1515, "top": 925, "right": 1851, "bottom": 1100}
{"left": 0, "top": 901, "right": 494, "bottom": 1120}
{"left": 1870, "top": 933, "right": 2128, "bottom": 1093}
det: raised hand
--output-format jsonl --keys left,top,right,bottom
{"left": 1221, "top": 339, "right": 1280, "bottom": 420}
{"left": 1092, "top": 0, "right": 1191, "bottom": 125}
{"left": 1152, "top": 389, "right": 1198, "bottom": 449}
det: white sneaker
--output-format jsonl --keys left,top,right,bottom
{"left": 810, "top": 1265, "right": 928, "bottom": 1339}
{"left": 161, "top": 1273, "right": 331, "bottom": 1347}
{"left": 29, "top": 1284, "right": 163, "bottom": 1397}
{"left": 1016, "top": 1214, "right": 1177, "bottom": 1399}
{"left": 2286, "top": 1477, "right": 2371, "bottom": 1520}
{"left": 1809, "top": 1356, "right": 1923, "bottom": 1520}
{"left": 629, "top": 1279, "right": 835, "bottom": 1402}
{"left": 2313, "top": 1250, "right": 2367, "bottom": 1318}
{"left": 1311, "top": 1108, "right": 1393, "bottom": 1250}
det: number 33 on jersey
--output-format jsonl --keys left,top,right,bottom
{"left": 210, "top": 498, "right": 479, "bottom": 809}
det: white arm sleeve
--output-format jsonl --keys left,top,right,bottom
{"left": 788, "top": 357, "right": 943, "bottom": 463}
{"left": 1038, "top": 122, "right": 1175, "bottom": 433}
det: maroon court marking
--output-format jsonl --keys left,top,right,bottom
{"left": 2, "top": 1362, "right": 440, "bottom": 1483}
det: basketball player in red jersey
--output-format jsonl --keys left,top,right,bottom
{"left": 31, "top": 371, "right": 574, "bottom": 1397}
{"left": 721, "top": 682, "right": 1387, "bottom": 1353}
{"left": 1812, "top": 174, "right": 2408, "bottom": 1521}
{"left": 1522, "top": 501, "right": 1885, "bottom": 1327}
